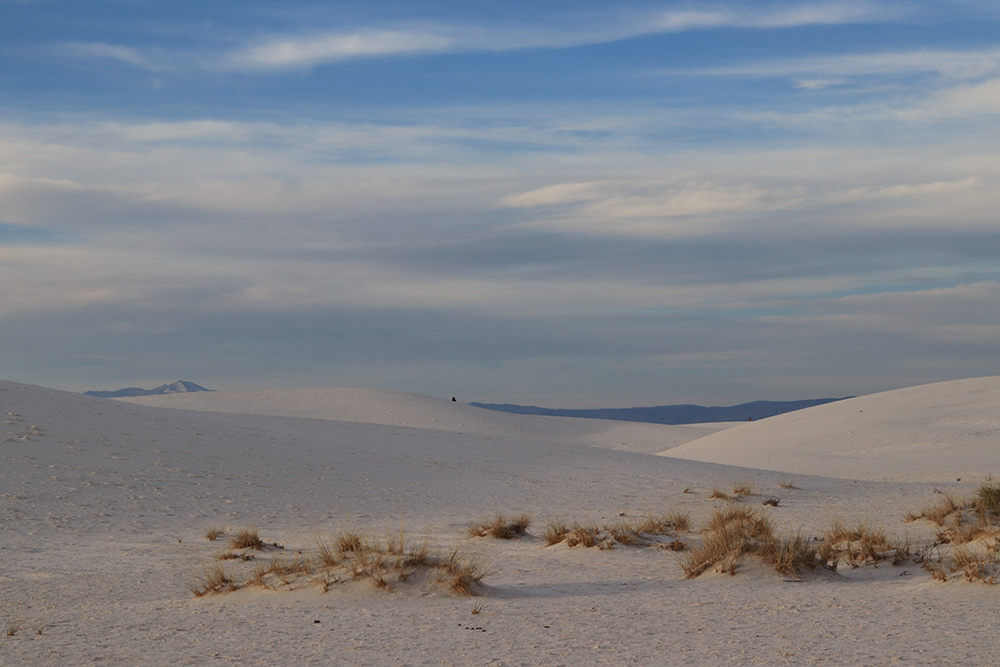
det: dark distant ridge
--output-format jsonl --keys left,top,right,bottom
{"left": 84, "top": 381, "right": 212, "bottom": 398}
{"left": 468, "top": 398, "right": 850, "bottom": 425}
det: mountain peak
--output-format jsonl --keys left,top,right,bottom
{"left": 84, "top": 381, "right": 213, "bottom": 398}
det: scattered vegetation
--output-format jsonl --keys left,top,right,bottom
{"left": 467, "top": 513, "right": 532, "bottom": 539}
{"left": 188, "top": 526, "right": 488, "bottom": 598}
{"left": 708, "top": 488, "right": 730, "bottom": 500}
{"left": 762, "top": 497, "right": 780, "bottom": 507}
{"left": 732, "top": 483, "right": 756, "bottom": 498}
{"left": 543, "top": 510, "right": 691, "bottom": 550}
{"left": 205, "top": 527, "right": 225, "bottom": 541}
{"left": 778, "top": 481, "right": 800, "bottom": 490}
{"left": 681, "top": 505, "right": 816, "bottom": 578}
{"left": 820, "top": 517, "right": 910, "bottom": 568}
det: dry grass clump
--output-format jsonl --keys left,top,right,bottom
{"left": 681, "top": 506, "right": 822, "bottom": 579}
{"left": 681, "top": 506, "right": 777, "bottom": 578}
{"left": 757, "top": 532, "right": 819, "bottom": 578}
{"left": 732, "top": 483, "right": 756, "bottom": 498}
{"left": 922, "top": 543, "right": 1000, "bottom": 584}
{"left": 974, "top": 481, "right": 1000, "bottom": 513}
{"left": 778, "top": 481, "right": 800, "bottom": 490}
{"left": 905, "top": 485, "right": 1000, "bottom": 546}
{"left": 205, "top": 527, "right": 225, "bottom": 541}
{"left": 187, "top": 562, "right": 241, "bottom": 596}
{"left": 189, "top": 525, "right": 488, "bottom": 597}
{"left": 467, "top": 513, "right": 532, "bottom": 539}
{"left": 543, "top": 510, "right": 690, "bottom": 550}
{"left": 228, "top": 527, "right": 264, "bottom": 551}
{"left": 762, "top": 497, "right": 780, "bottom": 507}
{"left": 821, "top": 517, "right": 910, "bottom": 568}
{"left": 708, "top": 487, "right": 730, "bottom": 500}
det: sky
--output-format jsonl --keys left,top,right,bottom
{"left": 1, "top": 0, "right": 999, "bottom": 407}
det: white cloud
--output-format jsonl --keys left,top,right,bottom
{"left": 230, "top": 29, "right": 454, "bottom": 70}
{"left": 65, "top": 2, "right": 906, "bottom": 73}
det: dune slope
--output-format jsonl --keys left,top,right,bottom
{"left": 664, "top": 376, "right": 1000, "bottom": 481}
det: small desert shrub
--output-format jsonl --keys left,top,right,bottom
{"left": 732, "top": 483, "right": 756, "bottom": 498}
{"left": 205, "top": 527, "right": 225, "bottom": 541}
{"left": 216, "top": 550, "right": 253, "bottom": 561}
{"left": 762, "top": 497, "right": 780, "bottom": 507}
{"left": 778, "top": 481, "right": 800, "bottom": 490}
{"left": 228, "top": 527, "right": 264, "bottom": 551}
{"left": 708, "top": 487, "right": 730, "bottom": 500}
{"left": 467, "top": 513, "right": 532, "bottom": 539}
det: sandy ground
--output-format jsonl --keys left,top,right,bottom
{"left": 2, "top": 379, "right": 999, "bottom": 665}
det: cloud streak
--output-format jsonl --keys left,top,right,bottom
{"left": 66, "top": 2, "right": 906, "bottom": 73}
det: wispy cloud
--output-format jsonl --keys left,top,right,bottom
{"left": 65, "top": 2, "right": 906, "bottom": 73}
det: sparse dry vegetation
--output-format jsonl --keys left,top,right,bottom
{"left": 205, "top": 527, "right": 225, "bottom": 541}
{"left": 681, "top": 505, "right": 820, "bottom": 579}
{"left": 542, "top": 510, "right": 690, "bottom": 550}
{"left": 732, "top": 483, "right": 756, "bottom": 498}
{"left": 188, "top": 526, "right": 489, "bottom": 597}
{"left": 228, "top": 527, "right": 264, "bottom": 551}
{"left": 467, "top": 513, "right": 532, "bottom": 539}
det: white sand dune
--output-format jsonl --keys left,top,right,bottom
{"left": 664, "top": 375, "right": 1000, "bottom": 482}
{"left": 120, "top": 387, "right": 732, "bottom": 454}
{"left": 3, "top": 378, "right": 1000, "bottom": 666}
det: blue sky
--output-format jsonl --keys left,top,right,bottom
{"left": 2, "top": 0, "right": 999, "bottom": 406}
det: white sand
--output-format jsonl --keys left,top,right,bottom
{"left": 665, "top": 376, "right": 1000, "bottom": 482}
{"left": 3, "top": 378, "right": 999, "bottom": 665}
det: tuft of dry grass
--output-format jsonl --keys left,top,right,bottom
{"left": 708, "top": 487, "right": 730, "bottom": 500}
{"left": 974, "top": 481, "right": 1000, "bottom": 514}
{"left": 6, "top": 619, "right": 24, "bottom": 637}
{"left": 543, "top": 519, "right": 570, "bottom": 546}
{"left": 336, "top": 530, "right": 367, "bottom": 553}
{"left": 216, "top": 550, "right": 253, "bottom": 561}
{"left": 762, "top": 497, "right": 780, "bottom": 507}
{"left": 228, "top": 527, "right": 264, "bottom": 551}
{"left": 778, "top": 481, "right": 800, "bottom": 490}
{"left": 757, "top": 532, "right": 819, "bottom": 578}
{"left": 732, "top": 483, "right": 756, "bottom": 498}
{"left": 205, "top": 527, "right": 225, "bottom": 541}
{"left": 681, "top": 505, "right": 780, "bottom": 578}
{"left": 905, "top": 488, "right": 1000, "bottom": 547}
{"left": 467, "top": 513, "right": 532, "bottom": 539}
{"left": 441, "top": 549, "right": 489, "bottom": 596}
{"left": 187, "top": 562, "right": 241, "bottom": 596}
{"left": 821, "top": 517, "right": 909, "bottom": 568}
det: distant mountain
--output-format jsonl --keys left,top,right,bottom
{"left": 468, "top": 398, "right": 850, "bottom": 425}
{"left": 84, "top": 381, "right": 213, "bottom": 398}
